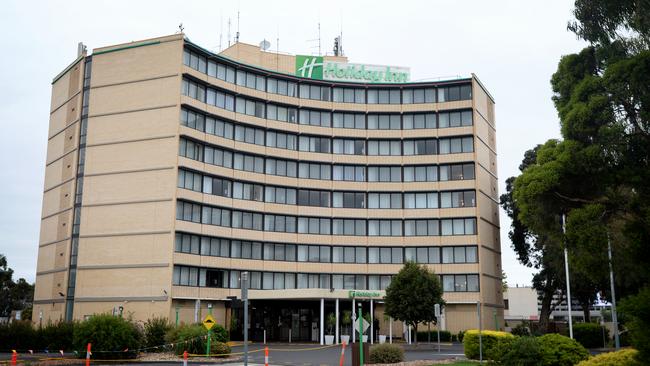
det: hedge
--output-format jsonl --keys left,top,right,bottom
{"left": 463, "top": 329, "right": 514, "bottom": 360}
{"left": 573, "top": 322, "right": 609, "bottom": 348}
{"left": 537, "top": 333, "right": 589, "bottom": 366}
{"left": 576, "top": 349, "right": 641, "bottom": 366}
{"left": 368, "top": 343, "right": 404, "bottom": 364}
{"left": 72, "top": 314, "right": 143, "bottom": 359}
{"left": 415, "top": 330, "right": 452, "bottom": 342}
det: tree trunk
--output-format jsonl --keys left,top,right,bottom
{"left": 581, "top": 300, "right": 591, "bottom": 323}
{"left": 539, "top": 287, "right": 554, "bottom": 333}
{"left": 414, "top": 323, "right": 418, "bottom": 345}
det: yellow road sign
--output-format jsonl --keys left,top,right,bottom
{"left": 203, "top": 314, "right": 216, "bottom": 330}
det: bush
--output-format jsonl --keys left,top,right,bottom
{"left": 415, "top": 330, "right": 451, "bottom": 342}
{"left": 576, "top": 349, "right": 641, "bottom": 366}
{"left": 73, "top": 314, "right": 143, "bottom": 359}
{"left": 0, "top": 321, "right": 37, "bottom": 351}
{"left": 210, "top": 342, "right": 231, "bottom": 357}
{"left": 457, "top": 330, "right": 465, "bottom": 342}
{"left": 38, "top": 321, "right": 75, "bottom": 351}
{"left": 619, "top": 287, "right": 650, "bottom": 360}
{"left": 538, "top": 333, "right": 589, "bottom": 366}
{"left": 512, "top": 323, "right": 532, "bottom": 336}
{"left": 463, "top": 329, "right": 514, "bottom": 360}
{"left": 368, "top": 343, "right": 404, "bottom": 364}
{"left": 144, "top": 317, "right": 172, "bottom": 351}
{"left": 498, "top": 336, "right": 543, "bottom": 366}
{"left": 573, "top": 323, "right": 609, "bottom": 348}
{"left": 166, "top": 324, "right": 228, "bottom": 355}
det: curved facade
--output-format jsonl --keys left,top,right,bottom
{"left": 34, "top": 34, "right": 502, "bottom": 339}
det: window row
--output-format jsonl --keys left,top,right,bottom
{"left": 176, "top": 201, "right": 477, "bottom": 236}
{"left": 178, "top": 169, "right": 477, "bottom": 209}
{"left": 184, "top": 108, "right": 473, "bottom": 154}
{"left": 175, "top": 232, "right": 478, "bottom": 264}
{"left": 173, "top": 264, "right": 479, "bottom": 292}
{"left": 179, "top": 138, "right": 476, "bottom": 182}
{"left": 183, "top": 49, "right": 472, "bottom": 105}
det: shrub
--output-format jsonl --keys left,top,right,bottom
{"left": 144, "top": 317, "right": 172, "bottom": 351}
{"left": 537, "top": 333, "right": 589, "bottom": 366}
{"left": 368, "top": 343, "right": 404, "bottom": 364}
{"left": 512, "top": 323, "right": 532, "bottom": 336}
{"left": 573, "top": 323, "right": 609, "bottom": 348}
{"left": 38, "top": 321, "right": 75, "bottom": 351}
{"left": 463, "top": 329, "right": 514, "bottom": 360}
{"left": 499, "top": 336, "right": 543, "bottom": 366}
{"left": 210, "top": 342, "right": 231, "bottom": 357}
{"left": 457, "top": 330, "right": 465, "bottom": 342}
{"left": 576, "top": 349, "right": 641, "bottom": 366}
{"left": 619, "top": 287, "right": 650, "bottom": 360}
{"left": 73, "top": 314, "right": 143, "bottom": 359}
{"left": 0, "top": 321, "right": 37, "bottom": 351}
{"left": 166, "top": 324, "right": 228, "bottom": 355}
{"left": 415, "top": 330, "right": 451, "bottom": 342}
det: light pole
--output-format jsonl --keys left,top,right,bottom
{"left": 562, "top": 213, "right": 573, "bottom": 339}
{"left": 242, "top": 271, "right": 249, "bottom": 366}
{"left": 606, "top": 231, "right": 620, "bottom": 350}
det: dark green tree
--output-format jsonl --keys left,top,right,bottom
{"left": 0, "top": 254, "right": 34, "bottom": 318}
{"left": 384, "top": 262, "right": 444, "bottom": 343}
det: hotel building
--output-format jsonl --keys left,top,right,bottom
{"left": 34, "top": 33, "right": 502, "bottom": 341}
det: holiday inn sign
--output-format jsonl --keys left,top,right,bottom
{"left": 296, "top": 55, "right": 410, "bottom": 84}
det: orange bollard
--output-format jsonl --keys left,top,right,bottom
{"left": 11, "top": 350, "right": 17, "bottom": 366}
{"left": 85, "top": 343, "right": 92, "bottom": 366}
{"left": 264, "top": 346, "right": 269, "bottom": 366}
{"left": 339, "top": 341, "right": 347, "bottom": 366}
{"left": 183, "top": 350, "right": 188, "bottom": 366}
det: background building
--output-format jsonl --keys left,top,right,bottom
{"left": 33, "top": 33, "right": 502, "bottom": 340}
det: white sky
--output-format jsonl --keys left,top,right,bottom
{"left": 0, "top": 0, "right": 585, "bottom": 285}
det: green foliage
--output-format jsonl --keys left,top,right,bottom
{"left": 38, "top": 321, "right": 75, "bottom": 351}
{"left": 511, "top": 323, "right": 532, "bottom": 336}
{"left": 537, "top": 333, "right": 589, "bottom": 366}
{"left": 384, "top": 262, "right": 444, "bottom": 331}
{"left": 368, "top": 343, "right": 404, "bottom": 364}
{"left": 457, "top": 330, "right": 465, "bottom": 342}
{"left": 144, "top": 317, "right": 172, "bottom": 350}
{"left": 573, "top": 322, "right": 608, "bottom": 348}
{"left": 210, "top": 341, "right": 231, "bottom": 357}
{"left": 0, "top": 254, "right": 34, "bottom": 318}
{"left": 576, "top": 349, "right": 641, "bottom": 366}
{"left": 498, "top": 336, "right": 543, "bottom": 366}
{"left": 341, "top": 310, "right": 352, "bottom": 326}
{"left": 0, "top": 321, "right": 37, "bottom": 351}
{"left": 619, "top": 287, "right": 650, "bottom": 360}
{"left": 326, "top": 313, "right": 336, "bottom": 335}
{"left": 415, "top": 330, "right": 451, "bottom": 342}
{"left": 73, "top": 314, "right": 143, "bottom": 359}
{"left": 462, "top": 330, "right": 514, "bottom": 360}
{"left": 165, "top": 324, "right": 228, "bottom": 355}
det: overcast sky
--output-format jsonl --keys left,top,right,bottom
{"left": 0, "top": 1, "right": 585, "bottom": 286}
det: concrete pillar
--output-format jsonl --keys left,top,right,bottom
{"left": 389, "top": 317, "right": 393, "bottom": 344}
{"left": 320, "top": 298, "right": 325, "bottom": 345}
{"left": 335, "top": 298, "right": 340, "bottom": 344}
{"left": 370, "top": 300, "right": 374, "bottom": 344}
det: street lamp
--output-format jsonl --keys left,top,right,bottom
{"left": 562, "top": 214, "right": 573, "bottom": 339}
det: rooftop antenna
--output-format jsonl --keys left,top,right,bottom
{"left": 219, "top": 15, "right": 223, "bottom": 51}
{"left": 177, "top": 23, "right": 184, "bottom": 34}
{"left": 227, "top": 18, "right": 232, "bottom": 47}
{"left": 276, "top": 24, "right": 280, "bottom": 70}
{"left": 307, "top": 22, "right": 321, "bottom": 56}
{"left": 235, "top": 11, "right": 240, "bottom": 43}
{"left": 259, "top": 39, "right": 271, "bottom": 51}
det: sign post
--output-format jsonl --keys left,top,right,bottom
{"left": 358, "top": 303, "right": 364, "bottom": 366}
{"left": 202, "top": 313, "right": 216, "bottom": 357}
{"left": 434, "top": 304, "right": 441, "bottom": 353}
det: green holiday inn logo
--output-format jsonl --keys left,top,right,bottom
{"left": 296, "top": 55, "right": 324, "bottom": 79}
{"left": 295, "top": 55, "right": 410, "bottom": 84}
